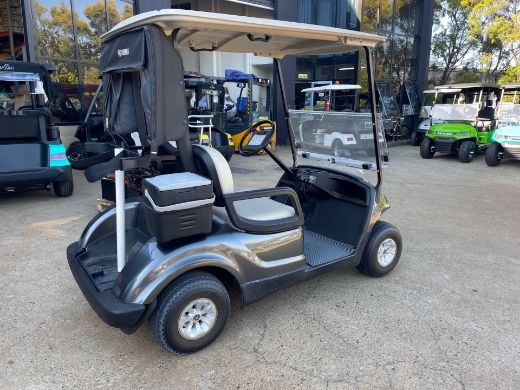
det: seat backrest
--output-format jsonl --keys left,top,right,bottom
{"left": 192, "top": 145, "right": 234, "bottom": 207}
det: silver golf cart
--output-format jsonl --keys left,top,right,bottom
{"left": 67, "top": 10, "right": 401, "bottom": 355}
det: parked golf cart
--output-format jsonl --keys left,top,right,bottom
{"left": 217, "top": 74, "right": 274, "bottom": 151}
{"left": 66, "top": 10, "right": 401, "bottom": 355}
{"left": 375, "top": 81, "right": 410, "bottom": 141}
{"left": 410, "top": 88, "right": 441, "bottom": 146}
{"left": 486, "top": 83, "right": 520, "bottom": 166}
{"left": 290, "top": 84, "right": 388, "bottom": 160}
{"left": 0, "top": 60, "right": 73, "bottom": 196}
{"left": 420, "top": 83, "right": 502, "bottom": 163}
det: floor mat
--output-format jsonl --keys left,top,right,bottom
{"left": 303, "top": 229, "right": 355, "bottom": 267}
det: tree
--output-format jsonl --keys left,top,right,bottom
{"left": 430, "top": 0, "right": 474, "bottom": 85}
{"left": 463, "top": 0, "right": 520, "bottom": 82}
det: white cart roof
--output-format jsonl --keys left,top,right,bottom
{"left": 102, "top": 9, "right": 385, "bottom": 58}
{"left": 301, "top": 84, "right": 361, "bottom": 93}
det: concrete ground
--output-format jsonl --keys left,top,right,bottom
{"left": 1, "top": 145, "right": 519, "bottom": 389}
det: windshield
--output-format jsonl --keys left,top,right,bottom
{"left": 403, "top": 83, "right": 422, "bottom": 115}
{"left": 376, "top": 81, "right": 400, "bottom": 117}
{"left": 0, "top": 72, "right": 40, "bottom": 110}
{"left": 498, "top": 102, "right": 520, "bottom": 127}
{"left": 431, "top": 104, "right": 479, "bottom": 122}
{"left": 290, "top": 110, "right": 388, "bottom": 185}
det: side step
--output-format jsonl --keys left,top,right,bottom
{"left": 303, "top": 230, "right": 355, "bottom": 267}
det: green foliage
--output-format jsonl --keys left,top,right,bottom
{"left": 454, "top": 70, "right": 482, "bottom": 83}
{"left": 499, "top": 65, "right": 520, "bottom": 83}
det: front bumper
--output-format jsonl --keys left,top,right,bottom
{"left": 0, "top": 165, "right": 72, "bottom": 187}
{"left": 433, "top": 138, "right": 456, "bottom": 153}
{"left": 67, "top": 242, "right": 145, "bottom": 329}
{"left": 503, "top": 143, "right": 520, "bottom": 159}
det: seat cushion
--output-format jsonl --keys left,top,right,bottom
{"left": 213, "top": 197, "right": 295, "bottom": 229}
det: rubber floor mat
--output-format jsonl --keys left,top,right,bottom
{"left": 303, "top": 229, "right": 355, "bottom": 267}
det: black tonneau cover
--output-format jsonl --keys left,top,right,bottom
{"left": 100, "top": 25, "right": 189, "bottom": 152}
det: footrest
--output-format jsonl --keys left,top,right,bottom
{"left": 303, "top": 229, "right": 355, "bottom": 267}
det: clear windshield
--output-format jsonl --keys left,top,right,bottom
{"left": 430, "top": 104, "right": 479, "bottom": 122}
{"left": 290, "top": 110, "right": 388, "bottom": 185}
{"left": 403, "top": 83, "right": 422, "bottom": 115}
{"left": 498, "top": 103, "right": 520, "bottom": 127}
{"left": 376, "top": 81, "right": 400, "bottom": 117}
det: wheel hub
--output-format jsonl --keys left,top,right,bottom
{"left": 377, "top": 238, "right": 397, "bottom": 267}
{"left": 178, "top": 298, "right": 218, "bottom": 341}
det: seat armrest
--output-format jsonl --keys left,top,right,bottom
{"left": 223, "top": 187, "right": 304, "bottom": 234}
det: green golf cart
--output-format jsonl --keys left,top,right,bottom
{"left": 420, "top": 83, "right": 502, "bottom": 163}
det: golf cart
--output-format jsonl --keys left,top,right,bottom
{"left": 486, "top": 83, "right": 520, "bottom": 166}
{"left": 375, "top": 81, "right": 409, "bottom": 141}
{"left": 0, "top": 60, "right": 73, "bottom": 196}
{"left": 66, "top": 10, "right": 401, "bottom": 355}
{"left": 420, "top": 83, "right": 502, "bottom": 163}
{"left": 410, "top": 88, "right": 442, "bottom": 146}
{"left": 290, "top": 84, "right": 388, "bottom": 160}
{"left": 184, "top": 76, "right": 235, "bottom": 161}
{"left": 218, "top": 75, "right": 274, "bottom": 151}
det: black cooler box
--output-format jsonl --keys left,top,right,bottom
{"left": 142, "top": 173, "right": 214, "bottom": 243}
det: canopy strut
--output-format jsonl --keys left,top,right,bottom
{"left": 274, "top": 58, "right": 298, "bottom": 168}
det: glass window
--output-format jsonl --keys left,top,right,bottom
{"left": 391, "top": 35, "right": 407, "bottom": 83}
{"left": 172, "top": 2, "right": 191, "bottom": 10}
{"left": 362, "top": 0, "right": 379, "bottom": 32}
{"left": 375, "top": 34, "right": 392, "bottom": 79}
{"left": 46, "top": 60, "right": 82, "bottom": 124}
{"left": 109, "top": 0, "right": 134, "bottom": 29}
{"left": 74, "top": 0, "right": 107, "bottom": 62}
{"left": 297, "top": 57, "right": 315, "bottom": 80}
{"left": 34, "top": 0, "right": 77, "bottom": 59}
{"left": 336, "top": 0, "right": 358, "bottom": 30}
{"left": 379, "top": 0, "right": 394, "bottom": 31}
{"left": 335, "top": 53, "right": 356, "bottom": 80}
{"left": 297, "top": 0, "right": 315, "bottom": 24}
{"left": 82, "top": 65, "right": 103, "bottom": 115}
{"left": 316, "top": 55, "right": 334, "bottom": 80}
{"left": 394, "top": 1, "right": 408, "bottom": 35}
{"left": 406, "top": 36, "right": 420, "bottom": 81}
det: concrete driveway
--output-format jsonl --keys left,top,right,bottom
{"left": 1, "top": 146, "right": 519, "bottom": 389}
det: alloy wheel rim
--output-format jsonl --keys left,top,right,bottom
{"left": 377, "top": 238, "right": 397, "bottom": 267}
{"left": 178, "top": 298, "right": 218, "bottom": 340}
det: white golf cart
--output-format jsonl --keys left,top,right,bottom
{"left": 410, "top": 88, "right": 442, "bottom": 146}
{"left": 291, "top": 84, "right": 388, "bottom": 160}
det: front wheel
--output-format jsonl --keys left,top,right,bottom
{"left": 485, "top": 142, "right": 502, "bottom": 166}
{"left": 149, "top": 271, "right": 230, "bottom": 355}
{"left": 53, "top": 180, "right": 74, "bottom": 197}
{"left": 420, "top": 138, "right": 435, "bottom": 159}
{"left": 331, "top": 139, "right": 345, "bottom": 157}
{"left": 357, "top": 221, "right": 402, "bottom": 277}
{"left": 458, "top": 140, "right": 476, "bottom": 163}
{"left": 410, "top": 132, "right": 421, "bottom": 146}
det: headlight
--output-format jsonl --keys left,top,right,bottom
{"left": 494, "top": 131, "right": 503, "bottom": 140}
{"left": 458, "top": 131, "right": 471, "bottom": 136}
{"left": 427, "top": 129, "right": 434, "bottom": 134}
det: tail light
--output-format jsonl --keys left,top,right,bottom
{"left": 51, "top": 153, "right": 66, "bottom": 161}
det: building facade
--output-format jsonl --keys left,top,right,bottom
{"left": 1, "top": 0, "right": 434, "bottom": 143}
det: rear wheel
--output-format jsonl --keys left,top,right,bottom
{"left": 410, "top": 132, "right": 421, "bottom": 146}
{"left": 357, "top": 221, "right": 402, "bottom": 277}
{"left": 485, "top": 142, "right": 502, "bottom": 166}
{"left": 420, "top": 138, "right": 435, "bottom": 159}
{"left": 149, "top": 270, "right": 230, "bottom": 355}
{"left": 53, "top": 180, "right": 74, "bottom": 197}
{"left": 331, "top": 139, "right": 344, "bottom": 157}
{"left": 458, "top": 140, "right": 476, "bottom": 163}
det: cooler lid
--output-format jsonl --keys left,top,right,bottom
{"left": 145, "top": 172, "right": 211, "bottom": 191}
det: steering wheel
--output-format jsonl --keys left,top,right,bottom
{"left": 238, "top": 120, "right": 275, "bottom": 157}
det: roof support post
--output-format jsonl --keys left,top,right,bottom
{"left": 364, "top": 46, "right": 383, "bottom": 198}
{"left": 274, "top": 58, "right": 297, "bottom": 168}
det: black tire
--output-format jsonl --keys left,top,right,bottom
{"left": 420, "top": 138, "right": 435, "bottom": 159}
{"left": 357, "top": 221, "right": 402, "bottom": 277}
{"left": 410, "top": 132, "right": 421, "bottom": 146}
{"left": 53, "top": 180, "right": 74, "bottom": 197}
{"left": 331, "top": 139, "right": 344, "bottom": 157}
{"left": 458, "top": 140, "right": 476, "bottom": 163}
{"left": 224, "top": 154, "right": 233, "bottom": 162}
{"left": 485, "top": 142, "right": 502, "bottom": 166}
{"left": 149, "top": 270, "right": 230, "bottom": 355}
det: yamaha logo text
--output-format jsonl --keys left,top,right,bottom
{"left": 117, "top": 48, "right": 130, "bottom": 57}
{"left": 0, "top": 64, "right": 14, "bottom": 70}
